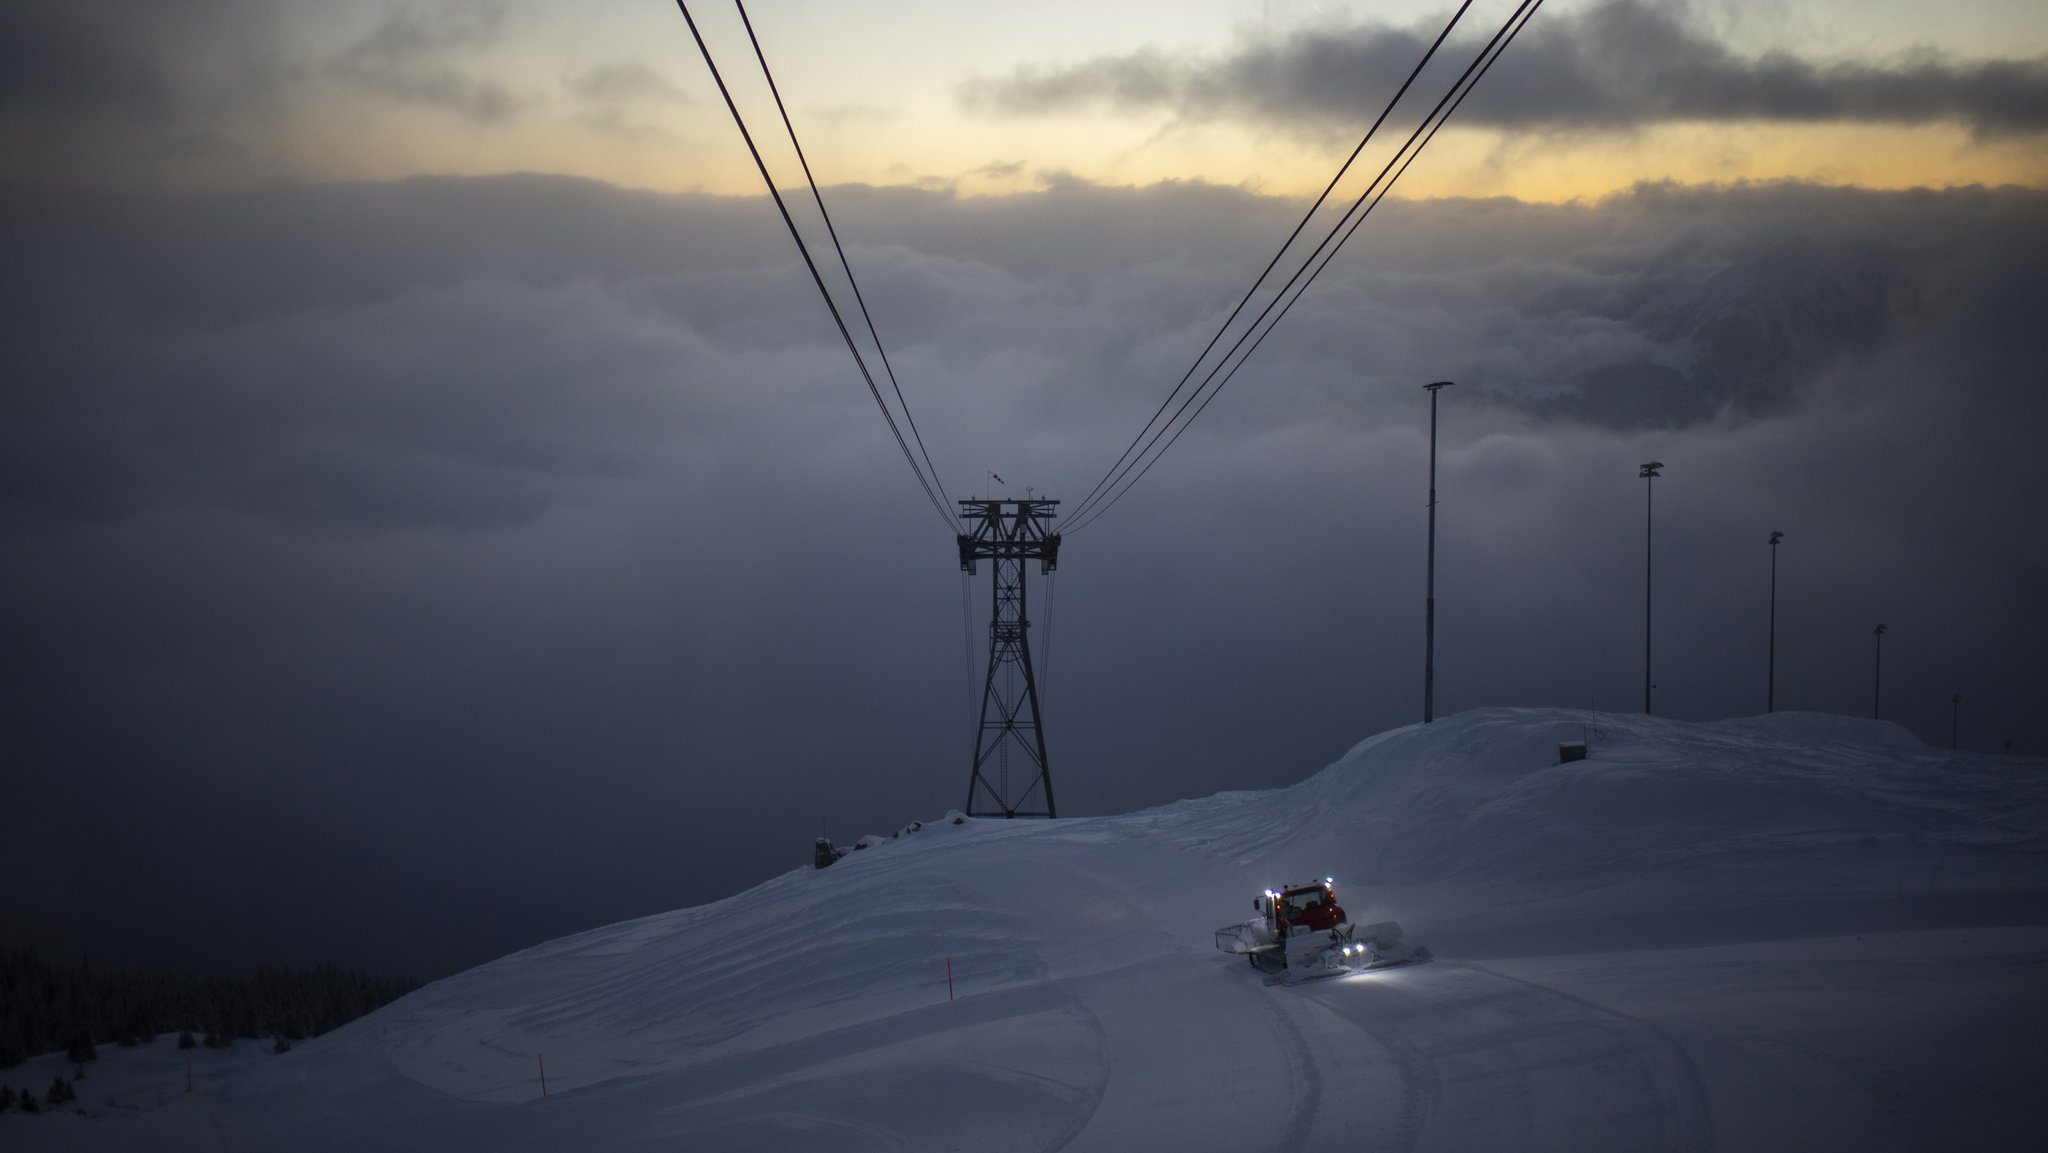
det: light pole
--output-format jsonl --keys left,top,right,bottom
{"left": 1640, "top": 461, "right": 1664, "bottom": 715}
{"left": 1768, "top": 531, "right": 1783, "bottom": 712}
{"left": 1423, "top": 381, "right": 1453, "bottom": 723}
{"left": 1872, "top": 624, "right": 1886, "bottom": 720}
{"left": 1951, "top": 693, "right": 1962, "bottom": 750}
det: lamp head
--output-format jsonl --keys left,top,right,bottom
{"left": 1639, "top": 461, "right": 1664, "bottom": 478}
{"left": 1769, "top": 531, "right": 1784, "bottom": 545}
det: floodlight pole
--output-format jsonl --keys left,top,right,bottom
{"left": 1951, "top": 693, "right": 1962, "bottom": 750}
{"left": 1640, "top": 462, "right": 1664, "bottom": 715}
{"left": 1423, "top": 381, "right": 1453, "bottom": 723}
{"left": 1768, "top": 531, "right": 1783, "bottom": 712}
{"left": 1872, "top": 623, "right": 1886, "bottom": 720}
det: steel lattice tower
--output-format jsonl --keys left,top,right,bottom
{"left": 958, "top": 498, "right": 1060, "bottom": 818}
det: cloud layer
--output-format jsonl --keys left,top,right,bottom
{"left": 330, "top": 2, "right": 524, "bottom": 123}
{"left": 5, "top": 1, "right": 2042, "bottom": 200}
{"left": 962, "top": 0, "right": 2048, "bottom": 136}
{"left": 4, "top": 173, "right": 2043, "bottom": 980}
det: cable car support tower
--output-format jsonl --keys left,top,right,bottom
{"left": 958, "top": 498, "right": 1060, "bottom": 818}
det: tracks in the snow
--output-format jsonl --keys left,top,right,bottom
{"left": 1287, "top": 960, "right": 1714, "bottom": 1153}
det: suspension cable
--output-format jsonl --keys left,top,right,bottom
{"left": 673, "top": 1, "right": 955, "bottom": 532}
{"left": 1040, "top": 569, "right": 1057, "bottom": 706}
{"left": 1065, "top": 0, "right": 1477, "bottom": 527}
{"left": 961, "top": 569, "right": 978, "bottom": 745}
{"left": 1066, "top": 0, "right": 1543, "bottom": 534}
{"left": 734, "top": 0, "right": 952, "bottom": 512}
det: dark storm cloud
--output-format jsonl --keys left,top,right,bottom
{"left": 4, "top": 173, "right": 2043, "bottom": 981}
{"left": 0, "top": 2, "right": 532, "bottom": 185}
{"left": 960, "top": 0, "right": 2048, "bottom": 136}
{"left": 0, "top": 4, "right": 171, "bottom": 116}
{"left": 0, "top": 0, "right": 290, "bottom": 180}
{"left": 330, "top": 1, "right": 525, "bottom": 123}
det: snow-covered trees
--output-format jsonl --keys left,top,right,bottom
{"left": 0, "top": 947, "right": 415, "bottom": 1068}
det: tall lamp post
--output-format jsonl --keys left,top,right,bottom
{"left": 1768, "top": 531, "right": 1783, "bottom": 712}
{"left": 1423, "top": 381, "right": 1453, "bottom": 723}
{"left": 1951, "top": 693, "right": 1962, "bottom": 750}
{"left": 1640, "top": 461, "right": 1664, "bottom": 714}
{"left": 1872, "top": 624, "right": 1887, "bottom": 720}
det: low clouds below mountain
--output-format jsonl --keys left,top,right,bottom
{"left": 3, "top": 173, "right": 2042, "bottom": 977}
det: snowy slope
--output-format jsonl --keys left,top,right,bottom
{"left": 12, "top": 708, "right": 2047, "bottom": 1151}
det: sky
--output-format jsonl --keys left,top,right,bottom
{"left": 3, "top": 0, "right": 2046, "bottom": 981}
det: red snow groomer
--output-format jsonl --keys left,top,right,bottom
{"left": 1214, "top": 878, "right": 1429, "bottom": 984}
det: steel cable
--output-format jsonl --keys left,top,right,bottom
{"left": 674, "top": 1, "right": 955, "bottom": 532}
{"left": 1064, "top": 0, "right": 1478, "bottom": 527}
{"left": 1066, "top": 0, "right": 1544, "bottom": 535}
{"left": 735, "top": 0, "right": 953, "bottom": 513}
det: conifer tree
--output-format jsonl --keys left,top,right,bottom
{"left": 0, "top": 1021, "right": 25, "bottom": 1070}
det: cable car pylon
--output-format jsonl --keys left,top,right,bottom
{"left": 958, "top": 497, "right": 1060, "bottom": 818}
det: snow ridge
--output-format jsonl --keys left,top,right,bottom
{"left": 15, "top": 707, "right": 2045, "bottom": 1152}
